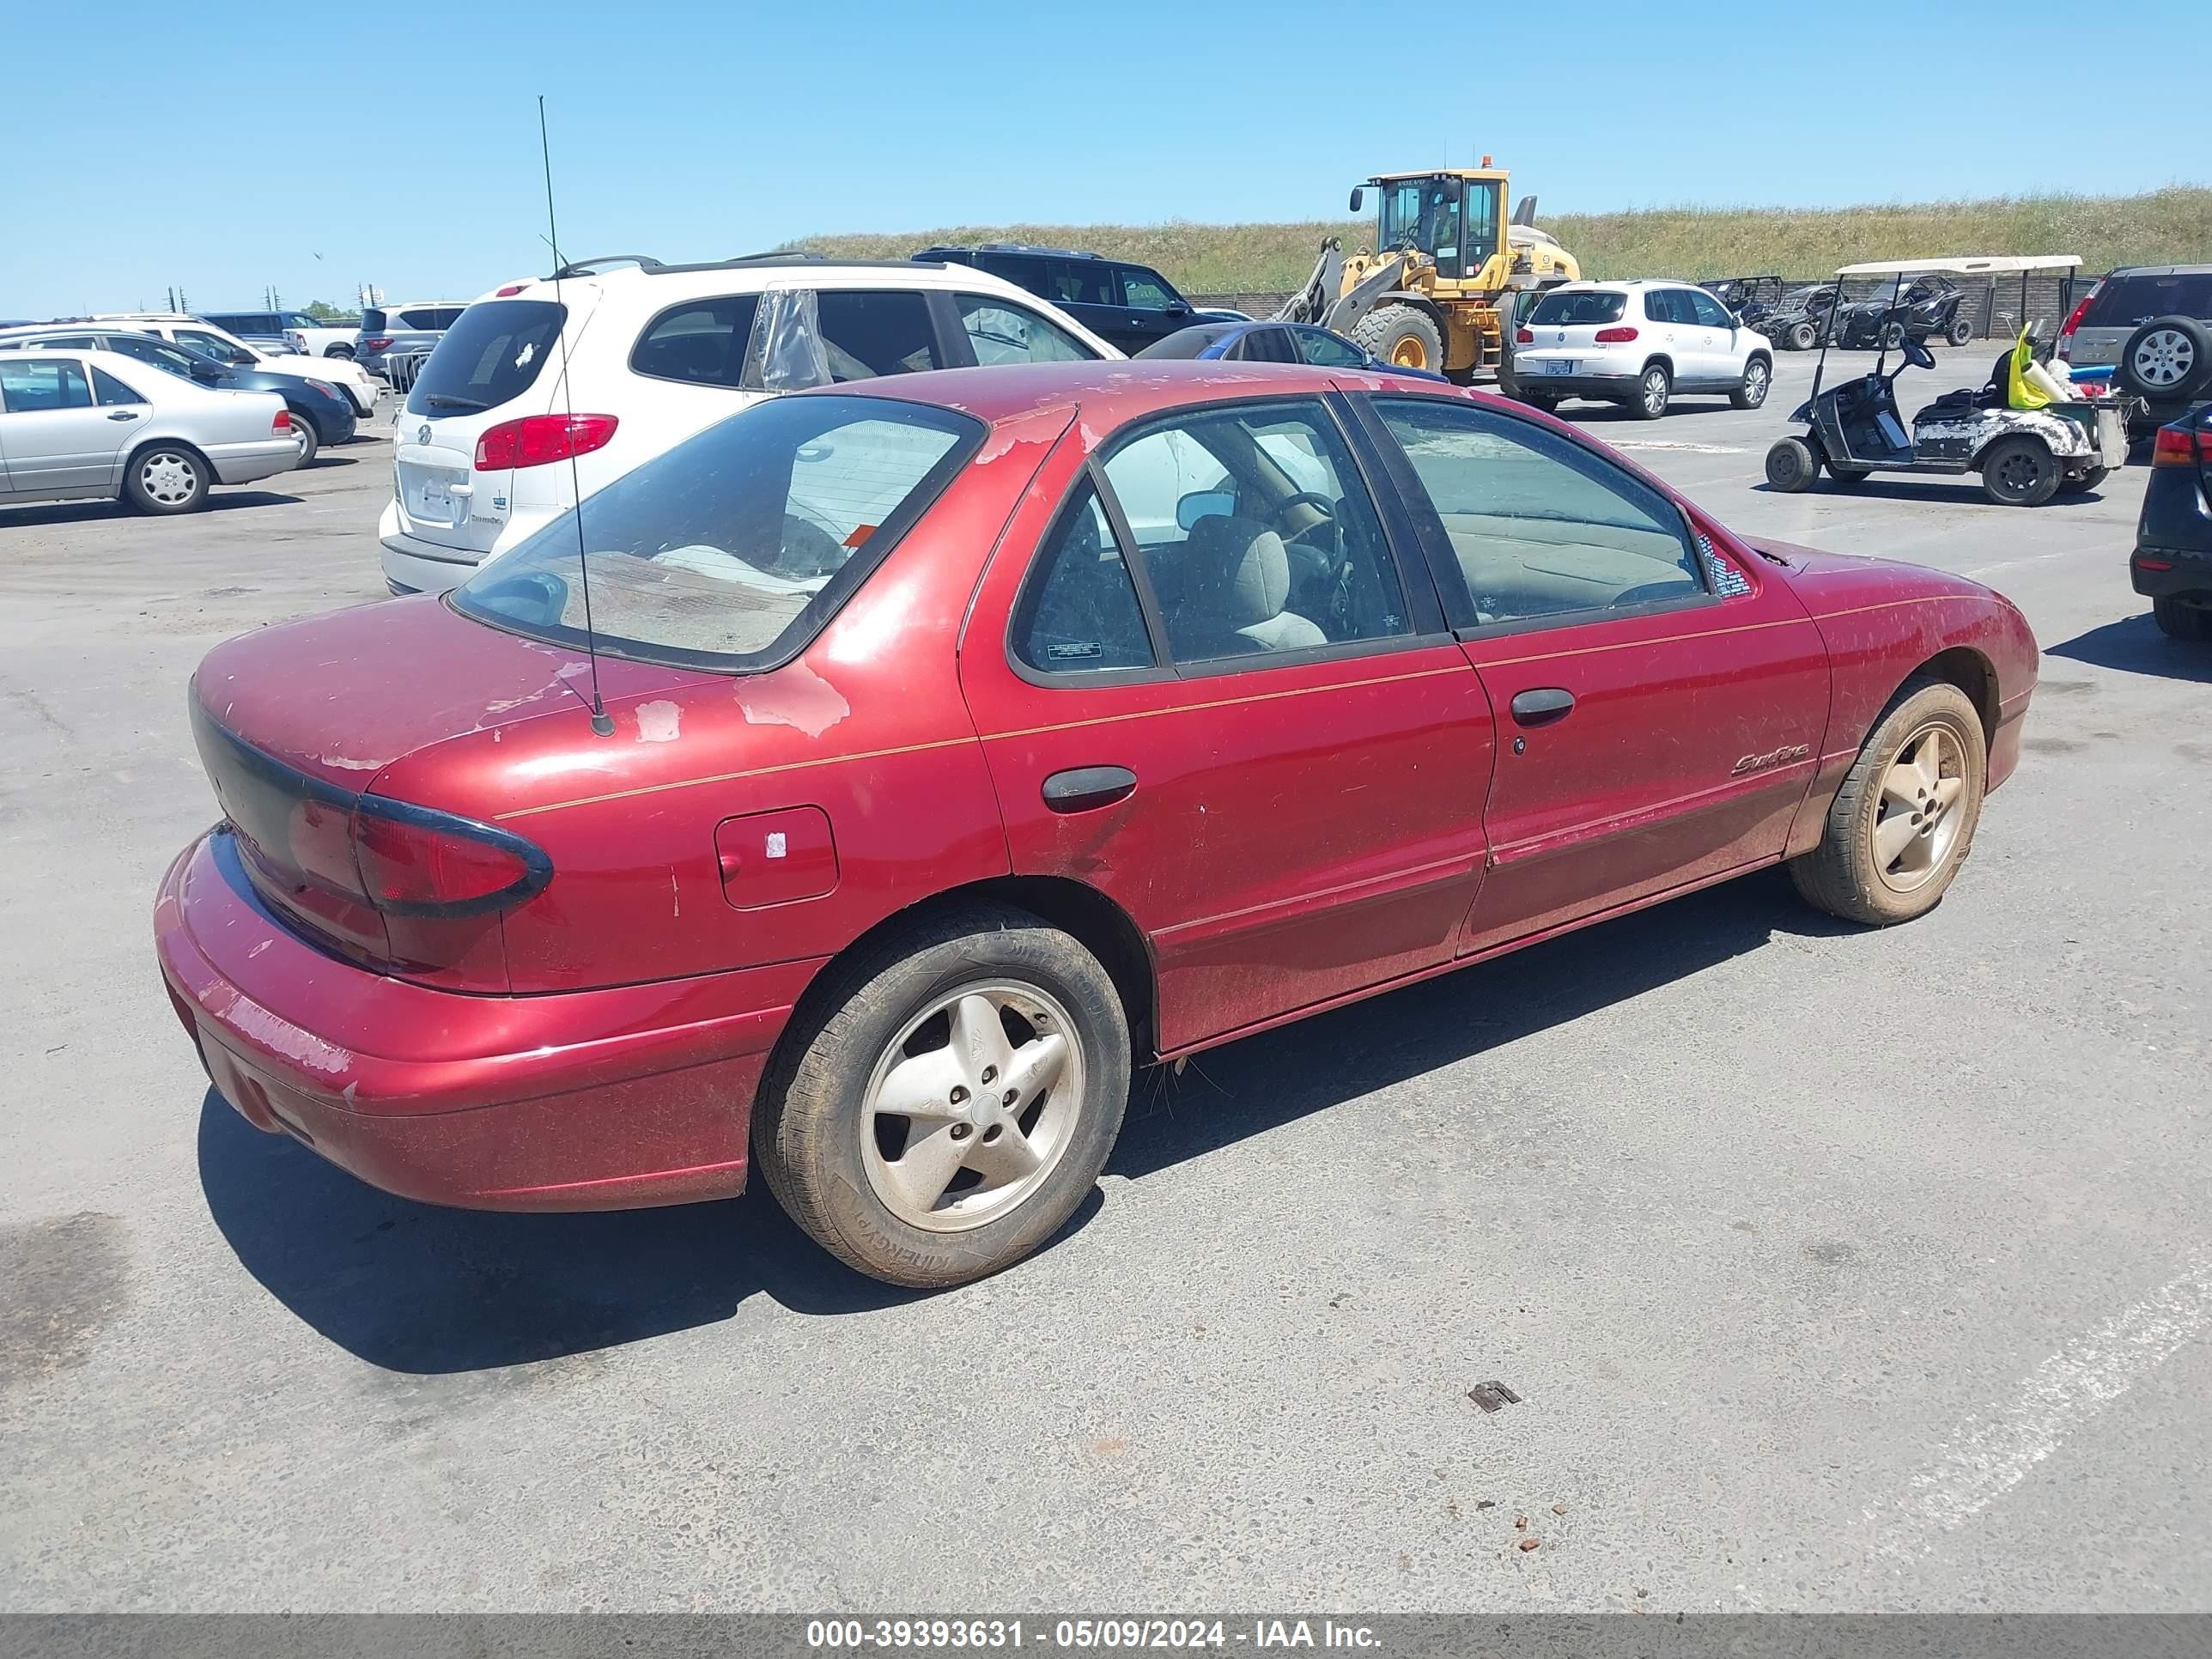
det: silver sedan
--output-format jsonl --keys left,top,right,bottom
{"left": 0, "top": 348, "right": 298, "bottom": 514}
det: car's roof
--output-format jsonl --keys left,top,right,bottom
{"left": 2104, "top": 264, "right": 2212, "bottom": 279}
{"left": 817, "top": 358, "right": 1467, "bottom": 427}
{"left": 1540, "top": 277, "right": 1698, "bottom": 292}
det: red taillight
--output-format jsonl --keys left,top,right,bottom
{"left": 2151, "top": 428, "right": 2212, "bottom": 467}
{"left": 1515, "top": 326, "right": 1534, "bottom": 343}
{"left": 2057, "top": 289, "right": 2096, "bottom": 338}
{"left": 474, "top": 413, "right": 619, "bottom": 471}
{"left": 271, "top": 409, "right": 290, "bottom": 430}
{"left": 1595, "top": 325, "right": 1639, "bottom": 343}
{"left": 351, "top": 806, "right": 549, "bottom": 915}
{"left": 362, "top": 337, "right": 392, "bottom": 351}
{"left": 2136, "top": 558, "right": 2174, "bottom": 572}
{"left": 495, "top": 283, "right": 526, "bottom": 297}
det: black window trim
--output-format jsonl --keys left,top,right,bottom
{"left": 1005, "top": 391, "right": 1455, "bottom": 688}
{"left": 1346, "top": 389, "right": 1721, "bottom": 641}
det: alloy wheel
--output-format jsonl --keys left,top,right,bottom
{"left": 2131, "top": 328, "right": 2195, "bottom": 389}
{"left": 1873, "top": 721, "right": 1967, "bottom": 893}
{"left": 860, "top": 981, "right": 1086, "bottom": 1232}
{"left": 1643, "top": 371, "right": 1668, "bottom": 416}
{"left": 138, "top": 452, "right": 199, "bottom": 506}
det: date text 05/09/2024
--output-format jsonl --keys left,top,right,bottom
{"left": 805, "top": 1620, "right": 1382, "bottom": 1650}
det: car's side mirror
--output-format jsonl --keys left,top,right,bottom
{"left": 1165, "top": 301, "right": 1191, "bottom": 318}
{"left": 1348, "top": 187, "right": 1364, "bottom": 214}
{"left": 1176, "top": 490, "right": 1235, "bottom": 532}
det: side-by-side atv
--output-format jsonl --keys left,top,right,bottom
{"left": 1764, "top": 258, "right": 2131, "bottom": 507}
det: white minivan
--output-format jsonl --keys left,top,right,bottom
{"left": 378, "top": 255, "right": 1119, "bottom": 594}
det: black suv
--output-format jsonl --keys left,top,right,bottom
{"left": 915, "top": 244, "right": 1214, "bottom": 354}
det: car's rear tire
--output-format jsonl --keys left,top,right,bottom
{"left": 751, "top": 904, "right": 1132, "bottom": 1289}
{"left": 285, "top": 408, "right": 319, "bottom": 468}
{"left": 1947, "top": 316, "right": 1973, "bottom": 347}
{"left": 1765, "top": 436, "right": 1818, "bottom": 491}
{"left": 2117, "top": 315, "right": 2212, "bottom": 399}
{"left": 1349, "top": 303, "right": 1446, "bottom": 375}
{"left": 1787, "top": 320, "right": 1819, "bottom": 351}
{"left": 1979, "top": 434, "right": 2061, "bottom": 506}
{"left": 325, "top": 345, "right": 355, "bottom": 361}
{"left": 1631, "top": 362, "right": 1670, "bottom": 420}
{"left": 123, "top": 444, "right": 210, "bottom": 514}
{"left": 1790, "top": 678, "right": 1986, "bottom": 926}
{"left": 1729, "top": 357, "right": 1771, "bottom": 410}
{"left": 2153, "top": 598, "right": 2212, "bottom": 641}
{"left": 1521, "top": 390, "right": 1560, "bottom": 411}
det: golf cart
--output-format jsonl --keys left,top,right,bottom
{"left": 1764, "top": 256, "right": 2130, "bottom": 507}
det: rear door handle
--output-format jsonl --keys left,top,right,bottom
{"left": 1510, "top": 688, "right": 1576, "bottom": 726}
{"left": 107, "top": 410, "right": 140, "bottom": 421}
{"left": 1042, "top": 766, "right": 1136, "bottom": 812}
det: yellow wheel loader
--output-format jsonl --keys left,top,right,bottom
{"left": 1278, "top": 166, "right": 1580, "bottom": 387}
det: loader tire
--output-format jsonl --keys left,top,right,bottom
{"left": 1351, "top": 304, "right": 1446, "bottom": 375}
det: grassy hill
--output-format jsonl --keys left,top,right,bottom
{"left": 797, "top": 187, "right": 2212, "bottom": 294}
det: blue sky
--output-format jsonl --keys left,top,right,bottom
{"left": 3, "top": 0, "right": 2203, "bottom": 319}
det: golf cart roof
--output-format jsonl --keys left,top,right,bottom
{"left": 1832, "top": 255, "right": 2081, "bottom": 277}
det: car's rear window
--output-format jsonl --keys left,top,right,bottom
{"left": 2083, "top": 272, "right": 2212, "bottom": 327}
{"left": 361, "top": 309, "right": 388, "bottom": 334}
{"left": 452, "top": 393, "right": 984, "bottom": 672}
{"left": 405, "top": 300, "right": 567, "bottom": 416}
{"left": 1529, "top": 289, "right": 1626, "bottom": 325}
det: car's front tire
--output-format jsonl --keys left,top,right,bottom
{"left": 752, "top": 904, "right": 1132, "bottom": 1289}
{"left": 1947, "top": 317, "right": 1973, "bottom": 347}
{"left": 1730, "top": 357, "right": 1771, "bottom": 410}
{"left": 124, "top": 444, "right": 210, "bottom": 514}
{"left": 1765, "top": 435, "right": 1818, "bottom": 491}
{"left": 1789, "top": 678, "right": 1985, "bottom": 926}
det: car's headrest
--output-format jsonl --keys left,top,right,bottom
{"left": 1186, "top": 514, "right": 1291, "bottom": 627}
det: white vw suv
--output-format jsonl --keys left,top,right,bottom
{"left": 1513, "top": 280, "right": 1773, "bottom": 419}
{"left": 378, "top": 254, "right": 1120, "bottom": 595}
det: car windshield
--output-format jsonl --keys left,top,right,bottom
{"left": 453, "top": 394, "right": 984, "bottom": 672}
{"left": 1529, "top": 290, "right": 1625, "bottom": 325}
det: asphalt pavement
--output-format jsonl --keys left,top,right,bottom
{"left": 2, "top": 348, "right": 2206, "bottom": 1614}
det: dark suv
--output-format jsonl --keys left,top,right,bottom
{"left": 2057, "top": 265, "right": 2212, "bottom": 416}
{"left": 915, "top": 244, "right": 1218, "bottom": 355}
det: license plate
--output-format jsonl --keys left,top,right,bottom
{"left": 415, "top": 483, "right": 454, "bottom": 520}
{"left": 1541, "top": 358, "right": 1573, "bottom": 376}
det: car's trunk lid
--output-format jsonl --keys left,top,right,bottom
{"left": 190, "top": 594, "right": 700, "bottom": 982}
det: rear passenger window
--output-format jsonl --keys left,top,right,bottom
{"left": 955, "top": 296, "right": 1096, "bottom": 365}
{"left": 0, "top": 357, "right": 92, "bottom": 412}
{"left": 1375, "top": 397, "right": 1704, "bottom": 627}
{"left": 816, "top": 291, "right": 945, "bottom": 380}
{"left": 93, "top": 368, "right": 144, "bottom": 406}
{"left": 631, "top": 295, "right": 762, "bottom": 387}
{"left": 1291, "top": 328, "right": 1366, "bottom": 368}
{"left": 1012, "top": 480, "right": 1156, "bottom": 675}
{"left": 1042, "top": 260, "right": 1114, "bottom": 307}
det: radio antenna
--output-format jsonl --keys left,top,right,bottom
{"left": 538, "top": 94, "right": 615, "bottom": 738}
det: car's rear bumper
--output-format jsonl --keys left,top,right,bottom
{"left": 155, "top": 830, "right": 821, "bottom": 1212}
{"left": 1517, "top": 363, "right": 1641, "bottom": 398}
{"left": 379, "top": 500, "right": 493, "bottom": 594}
{"left": 2131, "top": 544, "right": 2212, "bottom": 603}
{"left": 307, "top": 404, "right": 358, "bottom": 444}
{"left": 206, "top": 438, "right": 301, "bottom": 485}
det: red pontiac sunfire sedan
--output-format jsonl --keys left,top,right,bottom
{"left": 156, "top": 361, "right": 2038, "bottom": 1287}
